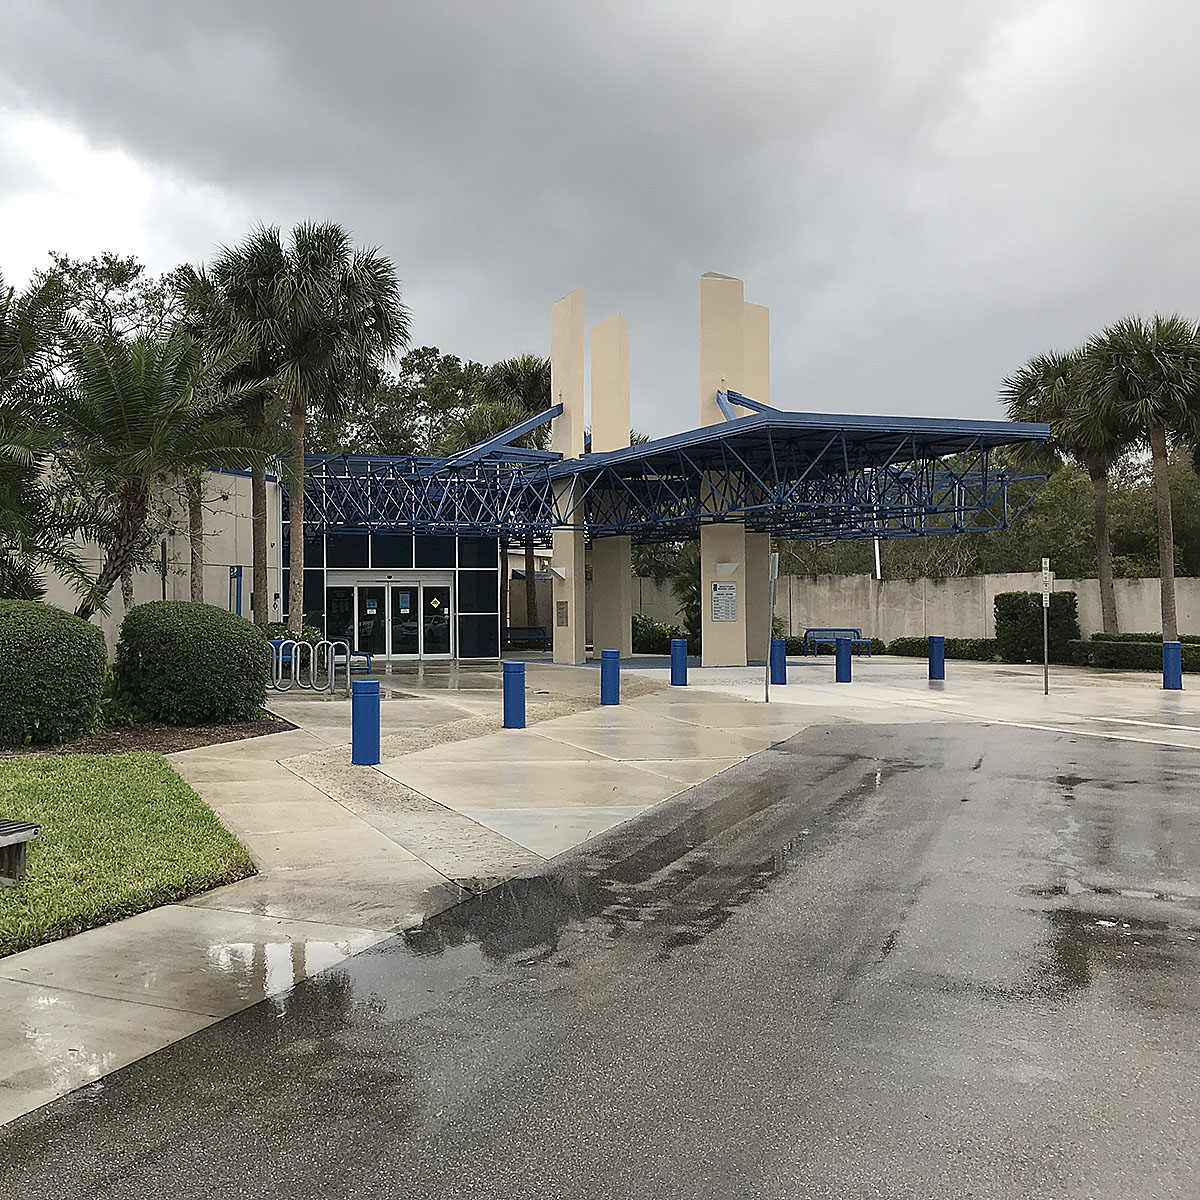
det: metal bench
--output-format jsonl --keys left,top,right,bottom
{"left": 803, "top": 627, "right": 873, "bottom": 655}
{"left": 0, "top": 818, "right": 40, "bottom": 886}
{"left": 502, "top": 625, "right": 551, "bottom": 651}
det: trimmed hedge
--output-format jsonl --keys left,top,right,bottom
{"left": 632, "top": 613, "right": 681, "bottom": 656}
{"left": 1069, "top": 638, "right": 1200, "bottom": 672}
{"left": 264, "top": 621, "right": 324, "bottom": 645}
{"left": 887, "top": 636, "right": 999, "bottom": 661}
{"left": 116, "top": 602, "right": 270, "bottom": 725}
{"left": 783, "top": 636, "right": 886, "bottom": 656}
{"left": 994, "top": 591, "right": 1080, "bottom": 664}
{"left": 1090, "top": 632, "right": 1200, "bottom": 645}
{"left": 0, "top": 601, "right": 108, "bottom": 747}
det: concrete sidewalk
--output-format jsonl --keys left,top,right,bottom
{"left": 0, "top": 663, "right": 809, "bottom": 1124}
{"left": 2, "top": 655, "right": 1197, "bottom": 1125}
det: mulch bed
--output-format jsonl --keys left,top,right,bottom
{"left": 0, "top": 713, "right": 297, "bottom": 758}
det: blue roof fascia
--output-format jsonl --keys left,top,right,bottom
{"left": 541, "top": 409, "right": 1050, "bottom": 479}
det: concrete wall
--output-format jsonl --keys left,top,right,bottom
{"left": 625, "top": 572, "right": 1200, "bottom": 642}
{"left": 41, "top": 471, "right": 282, "bottom": 652}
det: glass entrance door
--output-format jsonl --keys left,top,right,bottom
{"left": 390, "top": 585, "right": 419, "bottom": 657}
{"left": 422, "top": 585, "right": 452, "bottom": 657}
{"left": 358, "top": 585, "right": 388, "bottom": 656}
{"left": 326, "top": 581, "right": 452, "bottom": 659}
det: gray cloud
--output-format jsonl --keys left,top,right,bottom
{"left": 3, "top": 0, "right": 1199, "bottom": 434}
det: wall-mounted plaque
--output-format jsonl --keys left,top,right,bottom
{"left": 711, "top": 581, "right": 737, "bottom": 621}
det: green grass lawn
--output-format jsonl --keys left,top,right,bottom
{"left": 0, "top": 752, "right": 253, "bottom": 957}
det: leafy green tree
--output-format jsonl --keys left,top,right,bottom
{"left": 1084, "top": 315, "right": 1200, "bottom": 642}
{"left": 0, "top": 270, "right": 95, "bottom": 599}
{"left": 200, "top": 223, "right": 409, "bottom": 632}
{"left": 1002, "top": 349, "right": 1134, "bottom": 632}
{"left": 62, "top": 324, "right": 268, "bottom": 620}
{"left": 32, "top": 250, "right": 179, "bottom": 338}
{"left": 310, "top": 346, "right": 485, "bottom": 455}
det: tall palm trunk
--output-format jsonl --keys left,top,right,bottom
{"left": 76, "top": 481, "right": 149, "bottom": 620}
{"left": 185, "top": 471, "right": 205, "bottom": 603}
{"left": 287, "top": 392, "right": 306, "bottom": 634}
{"left": 120, "top": 566, "right": 134, "bottom": 610}
{"left": 1084, "top": 457, "right": 1118, "bottom": 634}
{"left": 247, "top": 397, "right": 269, "bottom": 626}
{"left": 1148, "top": 424, "right": 1178, "bottom": 642}
{"left": 524, "top": 533, "right": 538, "bottom": 626}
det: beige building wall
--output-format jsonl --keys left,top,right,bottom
{"left": 550, "top": 290, "right": 587, "bottom": 664}
{"left": 744, "top": 531, "right": 773, "bottom": 661}
{"left": 589, "top": 311, "right": 633, "bottom": 658}
{"left": 742, "top": 302, "right": 770, "bottom": 406}
{"left": 697, "top": 272, "right": 772, "bottom": 665}
{"left": 40, "top": 471, "right": 283, "bottom": 653}
{"left": 699, "top": 523, "right": 748, "bottom": 666}
{"left": 699, "top": 273, "right": 744, "bottom": 428}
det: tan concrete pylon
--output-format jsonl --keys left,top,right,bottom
{"left": 551, "top": 290, "right": 587, "bottom": 664}
{"left": 590, "top": 312, "right": 633, "bottom": 658}
{"left": 698, "top": 274, "right": 772, "bottom": 666}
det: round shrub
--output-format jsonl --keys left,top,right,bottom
{"left": 0, "top": 600, "right": 108, "bottom": 747}
{"left": 116, "top": 602, "right": 270, "bottom": 725}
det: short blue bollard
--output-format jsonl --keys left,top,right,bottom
{"left": 670, "top": 638, "right": 688, "bottom": 686}
{"left": 1164, "top": 641, "right": 1183, "bottom": 691}
{"left": 601, "top": 648, "right": 620, "bottom": 705}
{"left": 770, "top": 637, "right": 787, "bottom": 686}
{"left": 835, "top": 636, "right": 852, "bottom": 683}
{"left": 351, "top": 679, "right": 381, "bottom": 765}
{"left": 929, "top": 635, "right": 945, "bottom": 681}
{"left": 503, "top": 660, "right": 526, "bottom": 728}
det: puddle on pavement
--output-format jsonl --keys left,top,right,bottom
{"left": 390, "top": 756, "right": 915, "bottom": 980}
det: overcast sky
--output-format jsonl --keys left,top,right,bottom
{"left": 2, "top": 0, "right": 1198, "bottom": 436}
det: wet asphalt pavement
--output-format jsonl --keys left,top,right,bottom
{"left": 4, "top": 720, "right": 1200, "bottom": 1198}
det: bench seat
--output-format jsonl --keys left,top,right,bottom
{"left": 0, "top": 818, "right": 40, "bottom": 886}
{"left": 803, "top": 627, "right": 873, "bottom": 655}
{"left": 503, "top": 625, "right": 551, "bottom": 651}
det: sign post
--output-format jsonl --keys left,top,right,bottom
{"left": 765, "top": 551, "right": 779, "bottom": 703}
{"left": 1041, "top": 557, "right": 1052, "bottom": 696}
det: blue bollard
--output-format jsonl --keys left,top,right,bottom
{"left": 670, "top": 638, "right": 688, "bottom": 686}
{"left": 600, "top": 648, "right": 620, "bottom": 705}
{"left": 1164, "top": 641, "right": 1183, "bottom": 691}
{"left": 770, "top": 637, "right": 787, "bottom": 685}
{"left": 503, "top": 660, "right": 526, "bottom": 728}
{"left": 929, "top": 634, "right": 945, "bottom": 681}
{"left": 351, "top": 679, "right": 381, "bottom": 765}
{"left": 835, "top": 636, "right": 852, "bottom": 683}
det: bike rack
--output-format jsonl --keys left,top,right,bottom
{"left": 269, "top": 638, "right": 353, "bottom": 697}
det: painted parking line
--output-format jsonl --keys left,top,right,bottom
{"left": 989, "top": 718, "right": 1200, "bottom": 749}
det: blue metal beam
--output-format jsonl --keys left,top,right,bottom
{"left": 418, "top": 403, "right": 564, "bottom": 477}
{"left": 727, "top": 389, "right": 770, "bottom": 414}
{"left": 716, "top": 390, "right": 738, "bottom": 421}
{"left": 297, "top": 406, "right": 1050, "bottom": 544}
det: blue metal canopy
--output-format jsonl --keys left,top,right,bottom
{"left": 297, "top": 401, "right": 1050, "bottom": 544}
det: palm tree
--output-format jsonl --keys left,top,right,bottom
{"left": 1001, "top": 349, "right": 1133, "bottom": 633}
{"left": 203, "top": 223, "right": 408, "bottom": 633}
{"left": 62, "top": 323, "right": 269, "bottom": 620}
{"left": 0, "top": 271, "right": 95, "bottom": 598}
{"left": 1084, "top": 315, "right": 1200, "bottom": 643}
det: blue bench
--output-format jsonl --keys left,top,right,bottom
{"left": 803, "top": 627, "right": 873, "bottom": 656}
{"left": 502, "top": 625, "right": 551, "bottom": 651}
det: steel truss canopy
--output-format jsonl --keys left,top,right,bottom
{"left": 297, "top": 396, "right": 1050, "bottom": 545}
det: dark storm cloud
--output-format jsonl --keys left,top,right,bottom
{"left": 3, "top": 0, "right": 1200, "bottom": 434}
